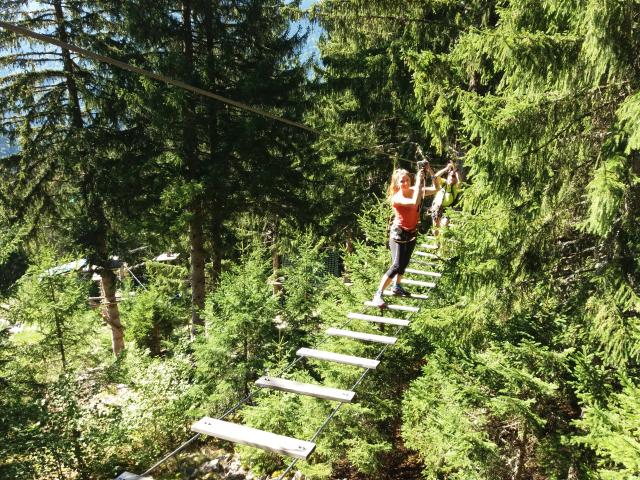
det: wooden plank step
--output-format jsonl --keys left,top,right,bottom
{"left": 347, "top": 312, "right": 410, "bottom": 327}
{"left": 326, "top": 327, "right": 397, "bottom": 345}
{"left": 415, "top": 251, "right": 439, "bottom": 259}
{"left": 411, "top": 258, "right": 440, "bottom": 265}
{"left": 419, "top": 243, "right": 438, "bottom": 250}
{"left": 383, "top": 290, "right": 429, "bottom": 300}
{"left": 363, "top": 301, "right": 419, "bottom": 312}
{"left": 405, "top": 268, "right": 442, "bottom": 278}
{"left": 401, "top": 278, "right": 436, "bottom": 288}
{"left": 296, "top": 347, "right": 379, "bottom": 369}
{"left": 256, "top": 376, "right": 355, "bottom": 402}
{"left": 192, "top": 417, "right": 316, "bottom": 460}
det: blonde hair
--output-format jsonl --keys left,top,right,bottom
{"left": 387, "top": 168, "right": 412, "bottom": 201}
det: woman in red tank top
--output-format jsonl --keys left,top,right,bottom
{"left": 371, "top": 166, "right": 438, "bottom": 307}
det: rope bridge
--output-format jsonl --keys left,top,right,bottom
{"left": 116, "top": 236, "right": 445, "bottom": 480}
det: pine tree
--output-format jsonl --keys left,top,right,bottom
{"left": 195, "top": 242, "right": 279, "bottom": 410}
{"left": 102, "top": 0, "right": 313, "bottom": 336}
{"left": 0, "top": 1, "right": 169, "bottom": 355}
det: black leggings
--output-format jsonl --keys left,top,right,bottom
{"left": 385, "top": 237, "right": 416, "bottom": 279}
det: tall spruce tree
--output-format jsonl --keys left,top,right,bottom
{"left": 0, "top": 1, "right": 168, "bottom": 355}
{"left": 311, "top": 0, "right": 640, "bottom": 478}
{"left": 105, "top": 0, "right": 312, "bottom": 334}
{"left": 305, "top": 0, "right": 480, "bottom": 240}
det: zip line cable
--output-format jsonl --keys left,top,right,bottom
{"left": 0, "top": 20, "right": 423, "bottom": 167}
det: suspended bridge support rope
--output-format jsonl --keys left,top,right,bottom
{"left": 276, "top": 324, "right": 406, "bottom": 480}
{"left": 118, "top": 294, "right": 417, "bottom": 478}
{"left": 0, "top": 21, "right": 427, "bottom": 168}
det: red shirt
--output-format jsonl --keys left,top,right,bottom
{"left": 393, "top": 202, "right": 419, "bottom": 230}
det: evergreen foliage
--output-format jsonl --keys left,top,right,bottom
{"left": 572, "top": 377, "right": 640, "bottom": 480}
{"left": 1, "top": 0, "right": 639, "bottom": 478}
{"left": 195, "top": 242, "right": 279, "bottom": 410}
{"left": 119, "top": 261, "right": 189, "bottom": 356}
{"left": 309, "top": 0, "right": 640, "bottom": 478}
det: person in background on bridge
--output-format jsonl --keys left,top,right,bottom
{"left": 431, "top": 161, "right": 462, "bottom": 234}
{"left": 371, "top": 164, "right": 440, "bottom": 308}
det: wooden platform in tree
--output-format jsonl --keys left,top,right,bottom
{"left": 326, "top": 327, "right": 398, "bottom": 345}
{"left": 347, "top": 312, "right": 410, "bottom": 326}
{"left": 404, "top": 268, "right": 442, "bottom": 278}
{"left": 383, "top": 290, "right": 429, "bottom": 300}
{"left": 192, "top": 417, "right": 316, "bottom": 460}
{"left": 255, "top": 376, "right": 355, "bottom": 402}
{"left": 363, "top": 301, "right": 419, "bottom": 312}
{"left": 296, "top": 347, "right": 379, "bottom": 369}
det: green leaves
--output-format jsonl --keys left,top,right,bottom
{"left": 617, "top": 92, "right": 640, "bottom": 153}
{"left": 195, "top": 242, "right": 278, "bottom": 410}
{"left": 402, "top": 355, "right": 499, "bottom": 480}
{"left": 8, "top": 251, "right": 91, "bottom": 372}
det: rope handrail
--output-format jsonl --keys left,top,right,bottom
{"left": 135, "top": 300, "right": 379, "bottom": 477}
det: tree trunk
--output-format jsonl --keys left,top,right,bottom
{"left": 513, "top": 424, "right": 528, "bottom": 480}
{"left": 272, "top": 248, "right": 282, "bottom": 295}
{"left": 268, "top": 217, "right": 283, "bottom": 294}
{"left": 54, "top": 0, "right": 124, "bottom": 358}
{"left": 54, "top": 314, "right": 67, "bottom": 369}
{"left": 182, "top": 0, "right": 206, "bottom": 336}
{"left": 52, "top": 0, "right": 83, "bottom": 128}
{"left": 100, "top": 269, "right": 125, "bottom": 356}
{"left": 150, "top": 322, "right": 161, "bottom": 356}
{"left": 203, "top": 1, "right": 222, "bottom": 294}
{"left": 345, "top": 233, "right": 355, "bottom": 254}
{"left": 208, "top": 245, "right": 222, "bottom": 288}
{"left": 243, "top": 336, "right": 249, "bottom": 397}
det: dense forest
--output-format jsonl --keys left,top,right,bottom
{"left": 1, "top": 1, "right": 639, "bottom": 479}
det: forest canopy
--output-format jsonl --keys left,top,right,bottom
{"left": 1, "top": 1, "right": 639, "bottom": 479}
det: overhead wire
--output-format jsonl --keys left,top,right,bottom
{"left": 0, "top": 20, "right": 423, "bottom": 168}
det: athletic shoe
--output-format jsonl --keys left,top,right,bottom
{"left": 391, "top": 284, "right": 411, "bottom": 296}
{"left": 371, "top": 292, "right": 386, "bottom": 308}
